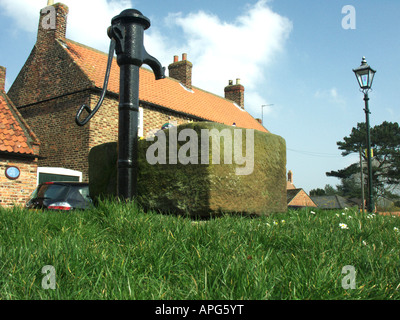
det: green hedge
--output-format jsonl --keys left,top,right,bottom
{"left": 89, "top": 122, "right": 287, "bottom": 217}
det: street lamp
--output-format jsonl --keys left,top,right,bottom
{"left": 353, "top": 57, "right": 376, "bottom": 213}
{"left": 261, "top": 104, "right": 274, "bottom": 126}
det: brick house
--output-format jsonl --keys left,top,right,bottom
{"left": 7, "top": 2, "right": 268, "bottom": 183}
{"left": 287, "top": 189, "right": 317, "bottom": 209}
{"left": 286, "top": 170, "right": 317, "bottom": 209}
{"left": 287, "top": 170, "right": 296, "bottom": 190}
{"left": 0, "top": 67, "right": 40, "bottom": 207}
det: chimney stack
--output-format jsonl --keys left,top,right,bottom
{"left": 37, "top": 2, "right": 69, "bottom": 46}
{"left": 224, "top": 78, "right": 245, "bottom": 109}
{"left": 288, "top": 170, "right": 293, "bottom": 184}
{"left": 168, "top": 53, "right": 193, "bottom": 89}
{"left": 0, "top": 66, "right": 5, "bottom": 92}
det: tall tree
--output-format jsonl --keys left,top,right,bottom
{"left": 327, "top": 121, "right": 400, "bottom": 201}
{"left": 309, "top": 188, "right": 326, "bottom": 196}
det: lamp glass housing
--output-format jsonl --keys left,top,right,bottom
{"left": 353, "top": 57, "right": 376, "bottom": 91}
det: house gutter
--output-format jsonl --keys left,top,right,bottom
{"left": 0, "top": 151, "right": 45, "bottom": 160}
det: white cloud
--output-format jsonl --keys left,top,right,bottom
{"left": 386, "top": 107, "right": 394, "bottom": 116}
{"left": 0, "top": 0, "right": 133, "bottom": 52}
{"left": 1, "top": 0, "right": 292, "bottom": 118}
{"left": 0, "top": 0, "right": 42, "bottom": 33}
{"left": 163, "top": 1, "right": 292, "bottom": 115}
{"left": 314, "top": 87, "right": 346, "bottom": 107}
{"left": 146, "top": 0, "right": 292, "bottom": 118}
{"left": 65, "top": 0, "right": 132, "bottom": 52}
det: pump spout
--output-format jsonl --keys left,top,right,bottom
{"left": 109, "top": 9, "right": 166, "bottom": 80}
{"left": 143, "top": 51, "right": 166, "bottom": 80}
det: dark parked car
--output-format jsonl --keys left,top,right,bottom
{"left": 26, "top": 181, "right": 93, "bottom": 211}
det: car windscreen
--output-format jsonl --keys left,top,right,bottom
{"left": 66, "top": 185, "right": 91, "bottom": 204}
{"left": 36, "top": 184, "right": 70, "bottom": 200}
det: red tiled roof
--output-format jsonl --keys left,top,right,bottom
{"left": 0, "top": 90, "right": 40, "bottom": 156}
{"left": 287, "top": 188, "right": 318, "bottom": 208}
{"left": 287, "top": 180, "right": 296, "bottom": 190}
{"left": 61, "top": 39, "right": 268, "bottom": 133}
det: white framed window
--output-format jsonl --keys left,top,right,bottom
{"left": 37, "top": 167, "right": 82, "bottom": 185}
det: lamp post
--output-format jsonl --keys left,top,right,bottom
{"left": 261, "top": 104, "right": 274, "bottom": 126}
{"left": 353, "top": 57, "right": 376, "bottom": 213}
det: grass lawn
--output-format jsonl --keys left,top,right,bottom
{"left": 1, "top": 201, "right": 400, "bottom": 300}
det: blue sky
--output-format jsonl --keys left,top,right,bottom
{"left": 0, "top": 0, "right": 399, "bottom": 192}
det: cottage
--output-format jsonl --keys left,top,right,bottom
{"left": 7, "top": 2, "right": 268, "bottom": 184}
{"left": 286, "top": 170, "right": 317, "bottom": 209}
{"left": 0, "top": 67, "right": 40, "bottom": 207}
{"left": 287, "top": 188, "right": 318, "bottom": 209}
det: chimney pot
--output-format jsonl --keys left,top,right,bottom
{"left": 168, "top": 53, "right": 193, "bottom": 89}
{"left": 224, "top": 78, "right": 245, "bottom": 109}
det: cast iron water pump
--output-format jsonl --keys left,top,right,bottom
{"left": 76, "top": 9, "right": 165, "bottom": 200}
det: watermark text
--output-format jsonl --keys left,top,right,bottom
{"left": 41, "top": 265, "right": 56, "bottom": 290}
{"left": 146, "top": 127, "right": 255, "bottom": 176}
{"left": 41, "top": 6, "right": 56, "bottom": 30}
{"left": 342, "top": 5, "right": 356, "bottom": 30}
{"left": 341, "top": 265, "right": 356, "bottom": 289}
